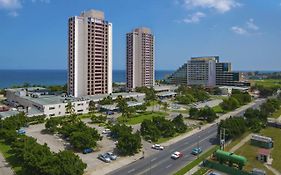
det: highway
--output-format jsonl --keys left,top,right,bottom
{"left": 107, "top": 98, "right": 266, "bottom": 175}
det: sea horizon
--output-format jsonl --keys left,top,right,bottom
{"left": 0, "top": 69, "right": 174, "bottom": 89}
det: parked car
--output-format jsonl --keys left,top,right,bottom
{"left": 151, "top": 144, "right": 164, "bottom": 150}
{"left": 192, "top": 147, "right": 202, "bottom": 155}
{"left": 171, "top": 151, "right": 183, "bottom": 159}
{"left": 98, "top": 153, "right": 111, "bottom": 163}
{"left": 17, "top": 128, "right": 26, "bottom": 135}
{"left": 102, "top": 129, "right": 111, "bottom": 134}
{"left": 83, "top": 148, "right": 93, "bottom": 154}
{"left": 106, "top": 152, "right": 117, "bottom": 160}
{"left": 106, "top": 111, "right": 114, "bottom": 115}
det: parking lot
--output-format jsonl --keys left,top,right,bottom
{"left": 24, "top": 120, "right": 161, "bottom": 174}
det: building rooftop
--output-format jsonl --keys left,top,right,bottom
{"left": 0, "top": 110, "right": 20, "bottom": 119}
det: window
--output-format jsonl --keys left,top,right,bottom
{"left": 49, "top": 107, "right": 55, "bottom": 110}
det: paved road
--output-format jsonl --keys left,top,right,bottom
{"left": 0, "top": 153, "right": 14, "bottom": 175}
{"left": 107, "top": 98, "right": 266, "bottom": 175}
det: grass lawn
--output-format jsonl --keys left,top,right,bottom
{"left": 210, "top": 95, "right": 228, "bottom": 100}
{"left": 224, "top": 132, "right": 251, "bottom": 151}
{"left": 261, "top": 127, "right": 281, "bottom": 172}
{"left": 173, "top": 146, "right": 219, "bottom": 175}
{"left": 271, "top": 108, "right": 281, "bottom": 119}
{"left": 0, "top": 140, "right": 22, "bottom": 174}
{"left": 192, "top": 168, "right": 209, "bottom": 175}
{"left": 212, "top": 105, "right": 225, "bottom": 114}
{"left": 118, "top": 111, "right": 168, "bottom": 125}
{"left": 251, "top": 79, "right": 281, "bottom": 88}
{"left": 234, "top": 141, "right": 274, "bottom": 175}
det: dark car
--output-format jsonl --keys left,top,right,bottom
{"left": 83, "top": 148, "right": 93, "bottom": 154}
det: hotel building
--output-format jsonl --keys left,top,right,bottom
{"left": 126, "top": 27, "right": 155, "bottom": 90}
{"left": 68, "top": 10, "right": 112, "bottom": 97}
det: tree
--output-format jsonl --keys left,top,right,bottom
{"left": 140, "top": 119, "right": 161, "bottom": 142}
{"left": 218, "top": 117, "right": 247, "bottom": 140}
{"left": 55, "top": 151, "right": 87, "bottom": 175}
{"left": 99, "top": 96, "right": 113, "bottom": 105}
{"left": 189, "top": 107, "right": 199, "bottom": 118}
{"left": 70, "top": 131, "right": 96, "bottom": 150}
{"left": 162, "top": 102, "right": 169, "bottom": 112}
{"left": 220, "top": 97, "right": 240, "bottom": 111}
{"left": 110, "top": 124, "right": 133, "bottom": 139}
{"left": 66, "top": 102, "right": 75, "bottom": 116}
{"left": 90, "top": 114, "right": 106, "bottom": 123}
{"left": 172, "top": 114, "right": 187, "bottom": 133}
{"left": 135, "top": 104, "right": 147, "bottom": 112}
{"left": 45, "top": 118, "right": 61, "bottom": 133}
{"left": 153, "top": 117, "right": 175, "bottom": 137}
{"left": 89, "top": 100, "right": 96, "bottom": 113}
{"left": 116, "top": 131, "right": 142, "bottom": 156}
{"left": 135, "top": 86, "right": 157, "bottom": 102}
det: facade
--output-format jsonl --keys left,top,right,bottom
{"left": 167, "top": 56, "right": 250, "bottom": 87}
{"left": 216, "top": 62, "right": 241, "bottom": 86}
{"left": 165, "top": 63, "right": 187, "bottom": 85}
{"left": 126, "top": 27, "right": 155, "bottom": 90}
{"left": 68, "top": 10, "right": 112, "bottom": 97}
{"left": 187, "top": 56, "right": 218, "bottom": 87}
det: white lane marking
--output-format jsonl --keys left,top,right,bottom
{"left": 128, "top": 169, "right": 135, "bottom": 174}
{"left": 166, "top": 164, "right": 172, "bottom": 169}
{"left": 151, "top": 158, "right": 157, "bottom": 162}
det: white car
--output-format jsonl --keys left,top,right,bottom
{"left": 171, "top": 151, "right": 183, "bottom": 159}
{"left": 151, "top": 144, "right": 164, "bottom": 150}
{"left": 102, "top": 129, "right": 111, "bottom": 134}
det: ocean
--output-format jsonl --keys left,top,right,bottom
{"left": 0, "top": 70, "right": 174, "bottom": 89}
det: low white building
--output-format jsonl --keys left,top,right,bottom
{"left": 5, "top": 87, "right": 145, "bottom": 118}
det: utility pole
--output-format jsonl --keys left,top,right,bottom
{"left": 220, "top": 128, "right": 226, "bottom": 150}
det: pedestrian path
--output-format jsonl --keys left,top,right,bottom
{"left": 229, "top": 134, "right": 252, "bottom": 152}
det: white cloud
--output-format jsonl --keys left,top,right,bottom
{"left": 0, "top": 0, "right": 50, "bottom": 17}
{"left": 183, "top": 0, "right": 241, "bottom": 13}
{"left": 231, "top": 18, "right": 260, "bottom": 35}
{"left": 182, "top": 11, "right": 206, "bottom": 23}
{"left": 231, "top": 26, "right": 247, "bottom": 35}
{"left": 0, "top": 0, "right": 21, "bottom": 10}
{"left": 246, "top": 18, "right": 259, "bottom": 30}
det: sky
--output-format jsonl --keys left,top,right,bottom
{"left": 0, "top": 0, "right": 281, "bottom": 71}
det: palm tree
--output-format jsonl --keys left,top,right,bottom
{"left": 66, "top": 101, "right": 78, "bottom": 123}
{"left": 163, "top": 102, "right": 169, "bottom": 112}
{"left": 89, "top": 100, "right": 96, "bottom": 113}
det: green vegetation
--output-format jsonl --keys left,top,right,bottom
{"left": 234, "top": 141, "right": 274, "bottom": 175}
{"left": 218, "top": 117, "right": 247, "bottom": 140}
{"left": 99, "top": 96, "right": 114, "bottom": 105}
{"left": 251, "top": 79, "right": 281, "bottom": 97}
{"left": 140, "top": 114, "right": 187, "bottom": 143}
{"left": 271, "top": 108, "right": 281, "bottom": 118}
{"left": 135, "top": 86, "right": 157, "bottom": 101}
{"left": 212, "top": 105, "right": 225, "bottom": 113}
{"left": 220, "top": 90, "right": 251, "bottom": 112}
{"left": 192, "top": 168, "right": 209, "bottom": 175}
{"left": 118, "top": 111, "right": 167, "bottom": 125}
{"left": 224, "top": 132, "right": 251, "bottom": 151}
{"left": 175, "top": 85, "right": 210, "bottom": 105}
{"left": 261, "top": 127, "right": 281, "bottom": 172}
{"left": 110, "top": 124, "right": 142, "bottom": 156}
{"left": 0, "top": 113, "right": 87, "bottom": 175}
{"left": 189, "top": 107, "right": 218, "bottom": 123}
{"left": 45, "top": 117, "right": 102, "bottom": 151}
{"left": 173, "top": 146, "right": 219, "bottom": 175}
{"left": 252, "top": 79, "right": 281, "bottom": 89}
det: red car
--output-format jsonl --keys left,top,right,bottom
{"left": 171, "top": 151, "right": 183, "bottom": 159}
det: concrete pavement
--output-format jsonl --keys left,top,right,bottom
{"left": 0, "top": 152, "right": 14, "bottom": 175}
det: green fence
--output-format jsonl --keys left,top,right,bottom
{"left": 203, "top": 160, "right": 251, "bottom": 175}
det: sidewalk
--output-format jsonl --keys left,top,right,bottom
{"left": 229, "top": 134, "right": 252, "bottom": 152}
{"left": 0, "top": 152, "right": 14, "bottom": 175}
